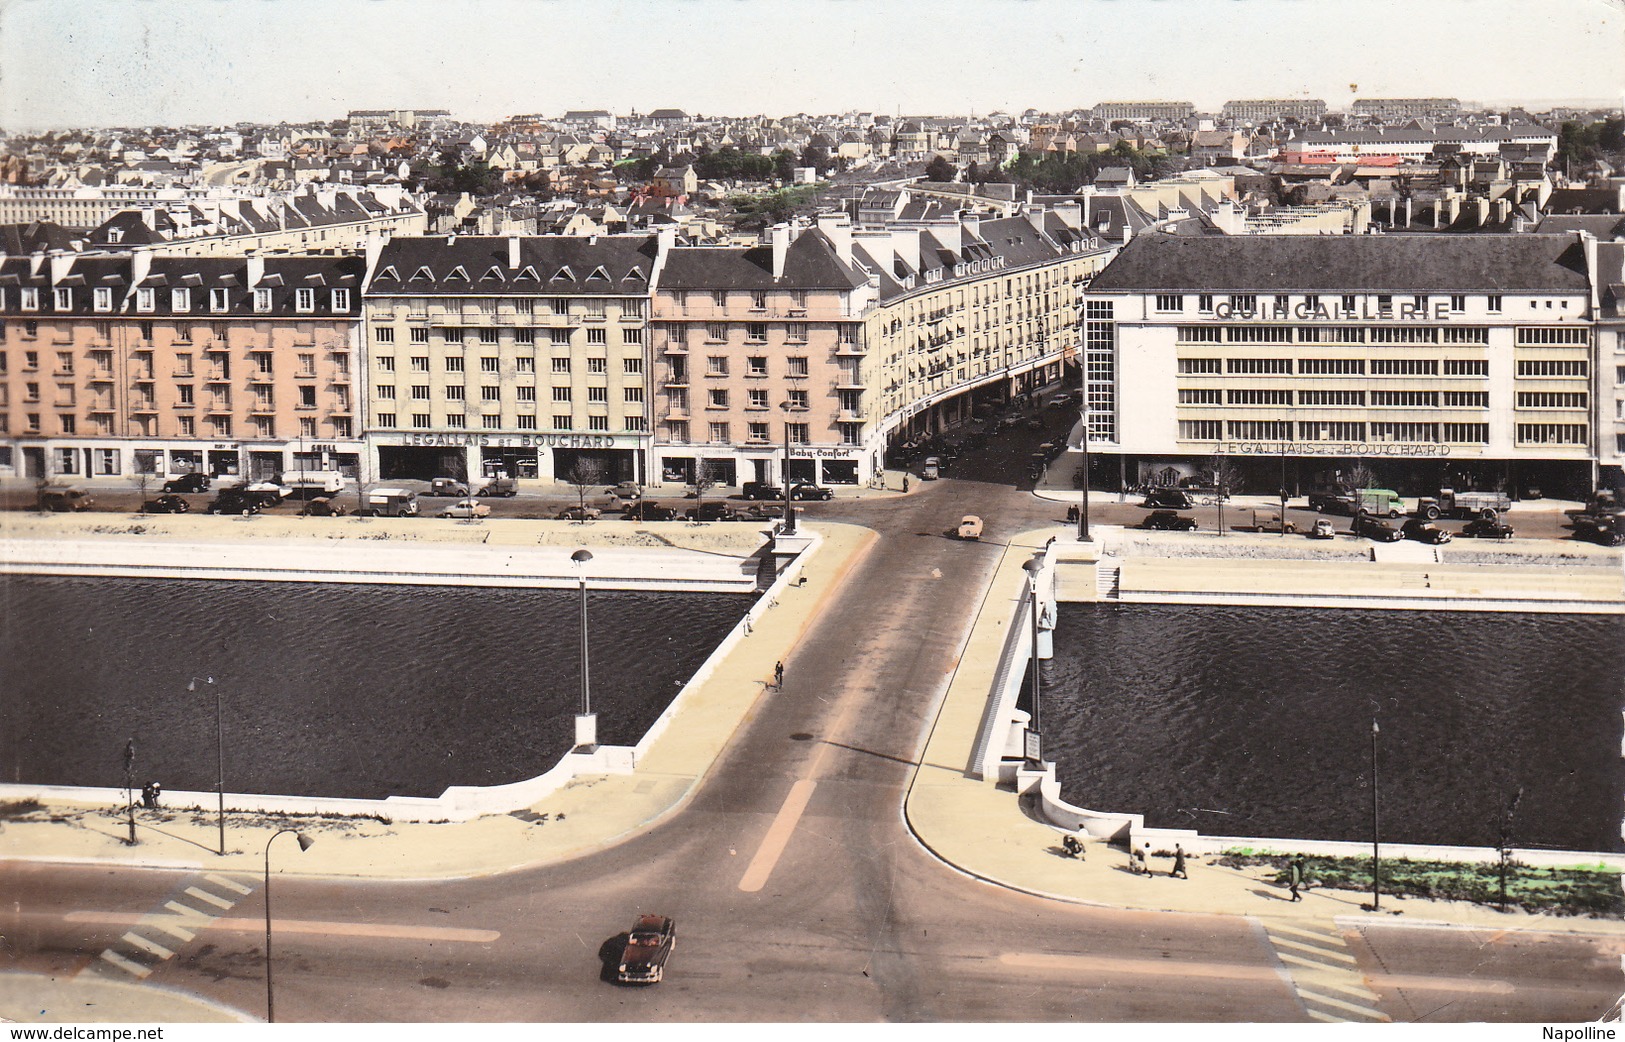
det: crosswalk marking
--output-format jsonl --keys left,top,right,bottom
{"left": 121, "top": 932, "right": 175, "bottom": 959}
{"left": 204, "top": 873, "right": 254, "bottom": 895}
{"left": 98, "top": 950, "right": 151, "bottom": 978}
{"left": 1261, "top": 918, "right": 1390, "bottom": 1024}
{"left": 184, "top": 886, "right": 235, "bottom": 909}
{"left": 81, "top": 872, "right": 255, "bottom": 983}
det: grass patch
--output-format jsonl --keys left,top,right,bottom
{"left": 1218, "top": 851, "right": 1624, "bottom": 918}
{"left": 0, "top": 798, "right": 46, "bottom": 820}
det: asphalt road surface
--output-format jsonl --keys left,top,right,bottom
{"left": 5, "top": 426, "right": 1623, "bottom": 1022}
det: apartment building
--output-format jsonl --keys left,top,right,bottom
{"left": 0, "top": 252, "right": 365, "bottom": 482}
{"left": 1089, "top": 101, "right": 1196, "bottom": 122}
{"left": 1596, "top": 240, "right": 1625, "bottom": 490}
{"left": 1083, "top": 233, "right": 1602, "bottom": 498}
{"left": 1220, "top": 99, "right": 1328, "bottom": 123}
{"left": 650, "top": 226, "right": 876, "bottom": 487}
{"left": 1352, "top": 98, "right": 1462, "bottom": 121}
{"left": 361, "top": 234, "right": 662, "bottom": 484}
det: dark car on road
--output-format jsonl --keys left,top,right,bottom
{"left": 1400, "top": 519, "right": 1454, "bottom": 545}
{"left": 621, "top": 503, "right": 679, "bottom": 521}
{"left": 1140, "top": 509, "right": 1198, "bottom": 531}
{"left": 1352, "top": 511, "right": 1403, "bottom": 542}
{"left": 616, "top": 914, "right": 676, "bottom": 984}
{"left": 1142, "top": 488, "right": 1195, "bottom": 510}
{"left": 206, "top": 490, "right": 262, "bottom": 515}
{"left": 162, "top": 472, "right": 211, "bottom": 494}
{"left": 790, "top": 483, "right": 834, "bottom": 501}
{"left": 1575, "top": 514, "right": 1625, "bottom": 546}
{"left": 742, "top": 481, "right": 786, "bottom": 501}
{"left": 140, "top": 494, "right": 191, "bottom": 514}
{"left": 1461, "top": 516, "right": 1515, "bottom": 540}
{"left": 298, "top": 497, "right": 348, "bottom": 517}
{"left": 556, "top": 506, "right": 602, "bottom": 521}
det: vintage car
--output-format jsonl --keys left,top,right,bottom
{"left": 206, "top": 489, "right": 263, "bottom": 515}
{"left": 438, "top": 498, "right": 491, "bottom": 519}
{"left": 1400, "top": 519, "right": 1454, "bottom": 545}
{"left": 556, "top": 506, "right": 602, "bottom": 522}
{"left": 616, "top": 914, "right": 676, "bottom": 985}
{"left": 161, "top": 472, "right": 211, "bottom": 494}
{"left": 1461, "top": 515, "right": 1515, "bottom": 540}
{"left": 1141, "top": 488, "right": 1195, "bottom": 510}
{"left": 1140, "top": 510, "right": 1198, "bottom": 531}
{"left": 425, "top": 477, "right": 470, "bottom": 497}
{"left": 1306, "top": 518, "right": 1337, "bottom": 540}
{"left": 790, "top": 483, "right": 834, "bottom": 501}
{"left": 1352, "top": 511, "right": 1404, "bottom": 542}
{"left": 298, "top": 497, "right": 348, "bottom": 517}
{"left": 604, "top": 481, "right": 643, "bottom": 501}
{"left": 742, "top": 482, "right": 786, "bottom": 501}
{"left": 140, "top": 494, "right": 191, "bottom": 514}
{"left": 37, "top": 487, "right": 95, "bottom": 512}
{"left": 957, "top": 515, "right": 984, "bottom": 540}
{"left": 621, "top": 502, "right": 679, "bottom": 521}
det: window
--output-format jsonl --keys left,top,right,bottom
{"left": 297, "top": 353, "right": 315, "bottom": 376}
{"left": 587, "top": 358, "right": 607, "bottom": 374}
{"left": 1296, "top": 358, "right": 1364, "bottom": 375}
{"left": 839, "top": 325, "right": 859, "bottom": 346}
{"left": 748, "top": 388, "right": 769, "bottom": 409}
{"left": 839, "top": 422, "right": 862, "bottom": 446}
{"left": 1516, "top": 359, "right": 1587, "bottom": 377}
{"left": 1370, "top": 390, "right": 1439, "bottom": 407}
{"left": 1225, "top": 358, "right": 1293, "bottom": 374}
{"left": 706, "top": 323, "right": 727, "bottom": 342}
{"left": 1443, "top": 423, "right": 1488, "bottom": 443}
{"left": 1449, "top": 295, "right": 1466, "bottom": 313}
{"left": 786, "top": 422, "right": 809, "bottom": 445}
{"left": 1299, "top": 421, "right": 1366, "bottom": 441}
{"left": 172, "top": 352, "right": 191, "bottom": 376}
{"left": 1516, "top": 391, "right": 1588, "bottom": 409}
{"left": 210, "top": 287, "right": 230, "bottom": 313}
{"left": 177, "top": 415, "right": 194, "bottom": 436}
{"left": 377, "top": 384, "right": 396, "bottom": 400}
{"left": 374, "top": 411, "right": 396, "bottom": 428}
{"left": 135, "top": 288, "right": 154, "bottom": 313}
{"left": 786, "top": 388, "right": 809, "bottom": 410}
{"left": 1226, "top": 420, "right": 1292, "bottom": 439}
{"left": 410, "top": 356, "right": 429, "bottom": 372}
{"left": 1177, "top": 326, "right": 1223, "bottom": 343}
{"left": 178, "top": 384, "right": 194, "bottom": 405}
{"left": 587, "top": 386, "right": 608, "bottom": 403}
{"left": 748, "top": 421, "right": 770, "bottom": 441}
{"left": 445, "top": 385, "right": 465, "bottom": 401}
{"left": 1177, "top": 358, "right": 1222, "bottom": 374}
{"left": 299, "top": 386, "right": 317, "bottom": 408}
{"left": 55, "top": 351, "right": 72, "bottom": 374}
{"left": 409, "top": 413, "right": 430, "bottom": 429}
{"left": 294, "top": 288, "right": 315, "bottom": 313}
{"left": 552, "top": 387, "right": 572, "bottom": 402}
{"left": 445, "top": 356, "right": 464, "bottom": 373}
{"left": 514, "top": 328, "right": 535, "bottom": 345}
{"left": 1369, "top": 422, "right": 1439, "bottom": 442}
{"left": 446, "top": 413, "right": 466, "bottom": 429}
{"left": 478, "top": 327, "right": 499, "bottom": 345}
{"left": 1516, "top": 327, "right": 1589, "bottom": 346}
{"left": 787, "top": 356, "right": 808, "bottom": 377}
{"left": 709, "top": 421, "right": 730, "bottom": 443}
{"left": 623, "top": 357, "right": 642, "bottom": 374}
{"left": 251, "top": 352, "right": 273, "bottom": 375}
{"left": 707, "top": 356, "right": 728, "bottom": 376}
{"left": 482, "top": 413, "right": 502, "bottom": 429}
{"left": 1154, "top": 294, "right": 1183, "bottom": 313}
{"left": 554, "top": 414, "right": 572, "bottom": 430}
{"left": 375, "top": 327, "right": 395, "bottom": 343}
{"left": 480, "top": 356, "right": 499, "bottom": 373}
{"left": 331, "top": 289, "right": 350, "bottom": 312}
{"left": 411, "top": 384, "right": 430, "bottom": 400}
{"left": 1442, "top": 391, "right": 1489, "bottom": 407}
{"left": 376, "top": 356, "right": 397, "bottom": 373}
{"left": 667, "top": 420, "right": 689, "bottom": 443}
{"left": 1225, "top": 389, "right": 1291, "bottom": 405}
{"left": 751, "top": 291, "right": 767, "bottom": 310}
{"left": 170, "top": 288, "right": 190, "bottom": 312}
{"left": 516, "top": 415, "right": 537, "bottom": 430}
{"left": 624, "top": 386, "right": 643, "bottom": 403}
{"left": 622, "top": 326, "right": 642, "bottom": 345}
{"left": 410, "top": 327, "right": 430, "bottom": 344}
{"left": 517, "top": 357, "right": 535, "bottom": 373}
{"left": 517, "top": 386, "right": 536, "bottom": 402}
{"left": 93, "top": 287, "right": 113, "bottom": 313}
{"left": 708, "top": 389, "right": 728, "bottom": 408}
{"left": 1298, "top": 390, "right": 1363, "bottom": 406}
{"left": 785, "top": 322, "right": 807, "bottom": 342}
{"left": 747, "top": 356, "right": 768, "bottom": 376}
{"left": 1487, "top": 295, "right": 1503, "bottom": 313}
{"left": 553, "top": 358, "right": 571, "bottom": 373}
{"left": 1444, "top": 358, "right": 1488, "bottom": 376}
{"left": 1369, "top": 358, "right": 1438, "bottom": 376}
{"left": 1197, "top": 294, "right": 1214, "bottom": 314}
{"left": 582, "top": 415, "right": 605, "bottom": 432}
{"left": 254, "top": 289, "right": 272, "bottom": 313}
{"left": 1229, "top": 294, "right": 1257, "bottom": 313}
{"left": 1225, "top": 326, "right": 1293, "bottom": 344}
{"left": 746, "top": 323, "right": 767, "bottom": 342}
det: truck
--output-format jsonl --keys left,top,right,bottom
{"left": 1413, "top": 488, "right": 1511, "bottom": 520}
{"left": 1307, "top": 486, "right": 1405, "bottom": 518}
{"left": 280, "top": 470, "right": 348, "bottom": 496}
{"left": 361, "top": 488, "right": 419, "bottom": 517}
{"left": 36, "top": 486, "right": 94, "bottom": 512}
{"left": 1566, "top": 490, "right": 1624, "bottom": 544}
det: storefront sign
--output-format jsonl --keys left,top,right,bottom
{"left": 1213, "top": 301, "right": 1465, "bottom": 322}
{"left": 788, "top": 448, "right": 857, "bottom": 459}
{"left": 394, "top": 433, "right": 625, "bottom": 449}
{"left": 1211, "top": 440, "right": 1453, "bottom": 458}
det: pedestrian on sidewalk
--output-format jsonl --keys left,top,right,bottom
{"left": 903, "top": 475, "right": 911, "bottom": 493}
{"left": 1289, "top": 854, "right": 1306, "bottom": 901}
{"left": 774, "top": 660, "right": 785, "bottom": 690}
{"left": 1171, "top": 843, "right": 1188, "bottom": 879}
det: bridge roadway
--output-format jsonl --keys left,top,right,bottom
{"left": 5, "top": 462, "right": 1623, "bottom": 1022}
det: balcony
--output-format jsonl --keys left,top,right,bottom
{"left": 835, "top": 343, "right": 866, "bottom": 357}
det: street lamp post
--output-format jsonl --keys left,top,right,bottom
{"left": 189, "top": 676, "right": 225, "bottom": 856}
{"left": 779, "top": 401, "right": 796, "bottom": 535}
{"left": 1077, "top": 402, "right": 1091, "bottom": 542}
{"left": 263, "top": 828, "right": 314, "bottom": 1023}
{"left": 1279, "top": 441, "right": 1289, "bottom": 539}
{"left": 1370, "top": 718, "right": 1381, "bottom": 911}
{"left": 122, "top": 738, "right": 137, "bottom": 846}
{"left": 571, "top": 548, "right": 596, "bottom": 749}
{"left": 1022, "top": 554, "right": 1045, "bottom": 767}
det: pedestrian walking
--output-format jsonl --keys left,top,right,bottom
{"left": 1171, "top": 844, "right": 1188, "bottom": 879}
{"left": 1062, "top": 833, "right": 1085, "bottom": 860}
{"left": 1289, "top": 854, "right": 1306, "bottom": 902}
{"left": 903, "top": 476, "right": 911, "bottom": 493}
{"left": 774, "top": 660, "right": 785, "bottom": 690}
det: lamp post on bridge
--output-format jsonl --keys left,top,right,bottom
{"left": 571, "top": 548, "right": 596, "bottom": 750}
{"left": 188, "top": 675, "right": 226, "bottom": 856}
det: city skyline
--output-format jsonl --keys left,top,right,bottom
{"left": 2, "top": 0, "right": 1622, "bottom": 130}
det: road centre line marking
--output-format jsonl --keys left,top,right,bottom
{"left": 65, "top": 911, "right": 499, "bottom": 944}
{"left": 738, "top": 778, "right": 818, "bottom": 893}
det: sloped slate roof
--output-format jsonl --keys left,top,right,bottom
{"left": 367, "top": 235, "right": 659, "bottom": 295}
{"left": 1088, "top": 232, "right": 1591, "bottom": 294}
{"left": 659, "top": 230, "right": 866, "bottom": 291}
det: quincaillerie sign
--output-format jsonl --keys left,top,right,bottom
{"left": 1212, "top": 441, "right": 1453, "bottom": 458}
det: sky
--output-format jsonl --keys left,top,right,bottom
{"left": 1, "top": 0, "right": 1622, "bottom": 129}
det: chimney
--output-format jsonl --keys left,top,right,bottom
{"left": 770, "top": 222, "right": 790, "bottom": 279}
{"left": 508, "top": 234, "right": 521, "bottom": 269}
{"left": 1025, "top": 205, "right": 1047, "bottom": 234}
{"left": 813, "top": 212, "right": 854, "bottom": 268}
{"left": 1577, "top": 230, "right": 1600, "bottom": 313}
{"left": 246, "top": 253, "right": 264, "bottom": 288}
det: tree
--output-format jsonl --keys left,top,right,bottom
{"left": 799, "top": 142, "right": 830, "bottom": 174}
{"left": 689, "top": 460, "right": 724, "bottom": 521}
{"left": 566, "top": 459, "right": 607, "bottom": 520}
{"left": 772, "top": 149, "right": 797, "bottom": 183}
{"left": 924, "top": 154, "right": 956, "bottom": 182}
{"left": 1204, "top": 455, "right": 1244, "bottom": 536}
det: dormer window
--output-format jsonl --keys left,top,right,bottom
{"left": 588, "top": 265, "right": 609, "bottom": 282}
{"left": 20, "top": 287, "right": 39, "bottom": 311}
{"left": 94, "top": 287, "right": 113, "bottom": 313}
{"left": 210, "top": 288, "right": 230, "bottom": 312}
{"left": 517, "top": 265, "right": 540, "bottom": 281}
{"left": 331, "top": 288, "right": 350, "bottom": 311}
{"left": 410, "top": 266, "right": 433, "bottom": 281}
{"left": 552, "top": 266, "right": 575, "bottom": 282}
{"left": 135, "top": 288, "right": 155, "bottom": 313}
{"left": 481, "top": 266, "right": 504, "bottom": 281}
{"left": 295, "top": 287, "right": 315, "bottom": 313}
{"left": 54, "top": 288, "right": 72, "bottom": 311}
{"left": 254, "top": 288, "right": 273, "bottom": 313}
{"left": 379, "top": 265, "right": 400, "bottom": 281}
{"left": 107, "top": 229, "right": 124, "bottom": 244}
{"left": 448, "top": 265, "right": 469, "bottom": 282}
{"left": 171, "top": 288, "right": 190, "bottom": 312}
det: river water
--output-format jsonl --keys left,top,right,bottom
{"left": 1034, "top": 604, "right": 1625, "bottom": 853}
{"left": 1, "top": 576, "right": 750, "bottom": 800}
